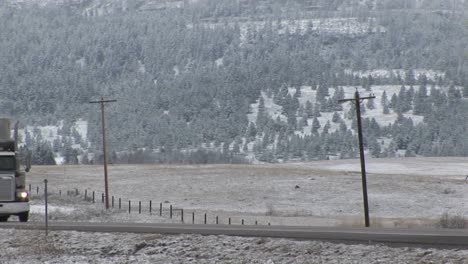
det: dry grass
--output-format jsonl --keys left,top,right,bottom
{"left": 435, "top": 212, "right": 466, "bottom": 229}
{"left": 26, "top": 161, "right": 468, "bottom": 228}
{"left": 339, "top": 216, "right": 434, "bottom": 228}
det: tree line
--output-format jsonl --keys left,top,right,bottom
{"left": 0, "top": 1, "right": 466, "bottom": 164}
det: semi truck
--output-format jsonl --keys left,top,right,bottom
{"left": 0, "top": 118, "right": 30, "bottom": 222}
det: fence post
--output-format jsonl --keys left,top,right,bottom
{"left": 128, "top": 200, "right": 131, "bottom": 214}
{"left": 119, "top": 198, "right": 121, "bottom": 210}
{"left": 181, "top": 209, "right": 184, "bottom": 223}
{"left": 29, "top": 184, "right": 31, "bottom": 193}
{"left": 101, "top": 193, "right": 104, "bottom": 203}
{"left": 204, "top": 213, "right": 207, "bottom": 224}
{"left": 44, "top": 180, "right": 48, "bottom": 237}
{"left": 192, "top": 212, "right": 195, "bottom": 224}
{"left": 92, "top": 191, "right": 95, "bottom": 203}
{"left": 112, "top": 196, "right": 114, "bottom": 208}
{"left": 36, "top": 186, "right": 39, "bottom": 195}
{"left": 229, "top": 218, "right": 231, "bottom": 225}
{"left": 242, "top": 219, "right": 244, "bottom": 225}
{"left": 85, "top": 190, "right": 87, "bottom": 200}
{"left": 139, "top": 201, "right": 141, "bottom": 214}
{"left": 160, "top": 203, "right": 162, "bottom": 216}
{"left": 216, "top": 216, "right": 218, "bottom": 225}
{"left": 170, "top": 205, "right": 173, "bottom": 219}
{"left": 149, "top": 200, "right": 152, "bottom": 215}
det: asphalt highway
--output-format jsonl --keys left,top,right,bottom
{"left": 1, "top": 222, "right": 468, "bottom": 248}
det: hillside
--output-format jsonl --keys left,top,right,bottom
{"left": 0, "top": 0, "right": 467, "bottom": 164}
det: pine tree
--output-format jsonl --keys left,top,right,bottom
{"left": 305, "top": 100, "right": 313, "bottom": 118}
{"left": 322, "top": 121, "right": 331, "bottom": 135}
{"left": 332, "top": 87, "right": 344, "bottom": 111}
{"left": 316, "top": 84, "right": 329, "bottom": 102}
{"left": 405, "top": 69, "right": 415, "bottom": 86}
{"left": 381, "top": 91, "right": 390, "bottom": 114}
{"left": 370, "top": 138, "right": 381, "bottom": 157}
{"left": 247, "top": 122, "right": 257, "bottom": 140}
{"left": 332, "top": 112, "right": 341, "bottom": 123}
{"left": 405, "top": 86, "right": 415, "bottom": 111}
{"left": 287, "top": 111, "right": 297, "bottom": 133}
{"left": 313, "top": 104, "right": 322, "bottom": 117}
{"left": 366, "top": 95, "right": 375, "bottom": 110}
{"left": 298, "top": 115, "right": 308, "bottom": 131}
{"left": 418, "top": 73, "right": 428, "bottom": 87}
{"left": 390, "top": 93, "right": 398, "bottom": 110}
{"left": 294, "top": 86, "right": 301, "bottom": 98}
{"left": 275, "top": 83, "right": 289, "bottom": 106}
{"left": 413, "top": 85, "right": 429, "bottom": 115}
{"left": 256, "top": 96, "right": 266, "bottom": 130}
{"left": 311, "top": 117, "right": 321, "bottom": 134}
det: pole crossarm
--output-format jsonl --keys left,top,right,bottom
{"left": 89, "top": 97, "right": 116, "bottom": 210}
{"left": 339, "top": 96, "right": 375, "bottom": 103}
{"left": 89, "top": 99, "right": 117, "bottom": 104}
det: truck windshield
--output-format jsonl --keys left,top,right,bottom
{"left": 0, "top": 156, "right": 15, "bottom": 171}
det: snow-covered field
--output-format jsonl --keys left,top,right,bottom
{"left": 2, "top": 158, "right": 468, "bottom": 263}
{"left": 26, "top": 157, "right": 468, "bottom": 226}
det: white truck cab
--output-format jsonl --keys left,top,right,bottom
{"left": 0, "top": 119, "right": 30, "bottom": 222}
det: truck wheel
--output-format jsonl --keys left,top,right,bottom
{"left": 18, "top": 212, "right": 29, "bottom": 222}
{"left": 0, "top": 216, "right": 9, "bottom": 222}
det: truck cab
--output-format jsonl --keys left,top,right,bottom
{"left": 0, "top": 119, "right": 29, "bottom": 222}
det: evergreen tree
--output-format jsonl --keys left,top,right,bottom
{"left": 294, "top": 86, "right": 301, "bottom": 98}
{"left": 298, "top": 115, "right": 308, "bottom": 131}
{"left": 405, "top": 69, "right": 416, "bottom": 86}
{"left": 322, "top": 121, "right": 331, "bottom": 135}
{"left": 366, "top": 94, "right": 375, "bottom": 110}
{"left": 332, "top": 112, "right": 341, "bottom": 123}
{"left": 275, "top": 83, "right": 289, "bottom": 106}
{"left": 247, "top": 122, "right": 257, "bottom": 140}
{"left": 381, "top": 91, "right": 390, "bottom": 114}
{"left": 413, "top": 85, "right": 429, "bottom": 115}
{"left": 370, "top": 138, "right": 381, "bottom": 158}
{"left": 305, "top": 100, "right": 313, "bottom": 118}
{"left": 256, "top": 96, "right": 266, "bottom": 130}
{"left": 311, "top": 117, "right": 321, "bottom": 134}
{"left": 390, "top": 93, "right": 398, "bottom": 110}
{"left": 316, "top": 84, "right": 329, "bottom": 102}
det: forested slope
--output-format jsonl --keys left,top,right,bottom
{"left": 0, "top": 0, "right": 467, "bottom": 164}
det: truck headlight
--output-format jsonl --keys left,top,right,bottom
{"left": 17, "top": 191, "right": 29, "bottom": 200}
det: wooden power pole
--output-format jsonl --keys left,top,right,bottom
{"left": 90, "top": 97, "right": 116, "bottom": 210}
{"left": 339, "top": 90, "right": 375, "bottom": 227}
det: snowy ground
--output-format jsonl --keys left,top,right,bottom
{"left": 3, "top": 157, "right": 468, "bottom": 263}
{"left": 1, "top": 228, "right": 468, "bottom": 264}
{"left": 26, "top": 157, "right": 468, "bottom": 226}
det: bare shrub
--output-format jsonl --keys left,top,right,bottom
{"left": 265, "top": 203, "right": 275, "bottom": 216}
{"left": 442, "top": 188, "right": 456, "bottom": 194}
{"left": 436, "top": 212, "right": 466, "bottom": 229}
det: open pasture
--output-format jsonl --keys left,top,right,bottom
{"left": 27, "top": 157, "right": 468, "bottom": 227}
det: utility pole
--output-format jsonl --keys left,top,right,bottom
{"left": 339, "top": 90, "right": 375, "bottom": 227}
{"left": 90, "top": 97, "right": 116, "bottom": 210}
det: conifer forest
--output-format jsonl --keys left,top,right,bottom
{"left": 1, "top": 0, "right": 468, "bottom": 164}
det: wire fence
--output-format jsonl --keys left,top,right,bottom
{"left": 28, "top": 183, "right": 270, "bottom": 226}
